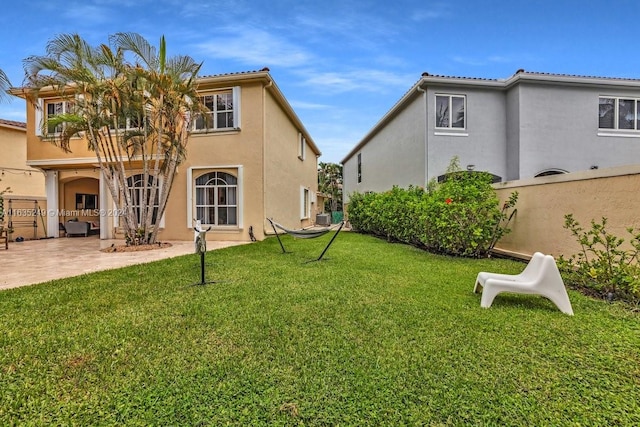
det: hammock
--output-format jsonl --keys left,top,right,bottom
{"left": 266, "top": 217, "right": 344, "bottom": 262}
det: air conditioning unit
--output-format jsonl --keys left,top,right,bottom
{"left": 316, "top": 213, "right": 331, "bottom": 226}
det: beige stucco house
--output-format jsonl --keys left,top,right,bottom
{"left": 16, "top": 69, "right": 321, "bottom": 242}
{"left": 0, "top": 119, "right": 47, "bottom": 240}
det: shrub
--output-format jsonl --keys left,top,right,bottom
{"left": 347, "top": 157, "right": 518, "bottom": 257}
{"left": 557, "top": 214, "right": 640, "bottom": 304}
{"left": 422, "top": 159, "right": 517, "bottom": 257}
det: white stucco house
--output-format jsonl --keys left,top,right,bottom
{"left": 341, "top": 70, "right": 640, "bottom": 201}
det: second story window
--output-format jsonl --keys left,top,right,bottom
{"left": 298, "top": 132, "right": 306, "bottom": 160}
{"left": 435, "top": 94, "right": 466, "bottom": 129}
{"left": 599, "top": 97, "right": 639, "bottom": 131}
{"left": 194, "top": 91, "right": 234, "bottom": 131}
{"left": 357, "top": 153, "right": 362, "bottom": 183}
{"left": 44, "top": 100, "right": 73, "bottom": 135}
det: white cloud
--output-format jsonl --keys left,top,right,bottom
{"left": 296, "top": 69, "right": 414, "bottom": 94}
{"left": 290, "top": 101, "right": 331, "bottom": 110}
{"left": 194, "top": 27, "right": 313, "bottom": 68}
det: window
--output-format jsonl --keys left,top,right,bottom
{"left": 435, "top": 94, "right": 466, "bottom": 129}
{"left": 357, "top": 153, "right": 362, "bottom": 183}
{"left": 298, "top": 132, "right": 306, "bottom": 160}
{"left": 194, "top": 91, "right": 235, "bottom": 130}
{"left": 301, "top": 187, "right": 310, "bottom": 219}
{"left": 195, "top": 172, "right": 238, "bottom": 226}
{"left": 599, "top": 97, "right": 639, "bottom": 131}
{"left": 43, "top": 100, "right": 74, "bottom": 135}
{"left": 127, "top": 174, "right": 160, "bottom": 225}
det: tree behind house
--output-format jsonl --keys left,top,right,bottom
{"left": 23, "top": 33, "right": 204, "bottom": 245}
{"left": 318, "top": 162, "right": 343, "bottom": 213}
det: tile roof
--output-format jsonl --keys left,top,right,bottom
{"left": 198, "top": 68, "right": 270, "bottom": 79}
{"left": 512, "top": 69, "right": 640, "bottom": 82}
{"left": 0, "top": 118, "right": 26, "bottom": 129}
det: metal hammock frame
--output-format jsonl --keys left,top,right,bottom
{"left": 266, "top": 217, "right": 344, "bottom": 262}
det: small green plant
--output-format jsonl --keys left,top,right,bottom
{"left": 558, "top": 214, "right": 640, "bottom": 303}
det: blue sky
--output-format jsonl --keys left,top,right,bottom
{"left": 1, "top": 0, "right": 639, "bottom": 163}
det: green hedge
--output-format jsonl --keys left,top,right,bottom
{"left": 348, "top": 159, "right": 517, "bottom": 258}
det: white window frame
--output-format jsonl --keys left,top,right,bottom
{"left": 435, "top": 94, "right": 466, "bottom": 130}
{"left": 598, "top": 96, "right": 640, "bottom": 133}
{"left": 298, "top": 132, "right": 306, "bottom": 160}
{"left": 36, "top": 98, "right": 73, "bottom": 137}
{"left": 300, "top": 186, "right": 310, "bottom": 220}
{"left": 194, "top": 171, "right": 239, "bottom": 227}
{"left": 186, "top": 166, "right": 243, "bottom": 230}
{"left": 192, "top": 87, "right": 241, "bottom": 132}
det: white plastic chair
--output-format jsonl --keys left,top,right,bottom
{"left": 474, "top": 252, "right": 574, "bottom": 315}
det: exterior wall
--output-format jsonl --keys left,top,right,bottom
{"left": 343, "top": 72, "right": 640, "bottom": 203}
{"left": 493, "top": 165, "right": 640, "bottom": 259}
{"left": 343, "top": 93, "right": 426, "bottom": 201}
{"left": 426, "top": 86, "right": 507, "bottom": 181}
{"left": 505, "top": 86, "right": 521, "bottom": 180}
{"left": 263, "top": 89, "right": 318, "bottom": 233}
{"left": 0, "top": 122, "right": 45, "bottom": 198}
{"left": 164, "top": 80, "right": 267, "bottom": 242}
{"left": 516, "top": 83, "right": 640, "bottom": 178}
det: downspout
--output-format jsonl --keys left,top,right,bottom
{"left": 416, "top": 81, "right": 428, "bottom": 185}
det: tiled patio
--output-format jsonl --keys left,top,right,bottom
{"left": 0, "top": 236, "right": 247, "bottom": 291}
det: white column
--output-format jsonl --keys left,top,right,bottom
{"left": 99, "top": 170, "right": 109, "bottom": 239}
{"left": 45, "top": 171, "right": 58, "bottom": 238}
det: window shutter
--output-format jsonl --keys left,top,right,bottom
{"left": 232, "top": 86, "right": 241, "bottom": 129}
{"left": 35, "top": 99, "right": 43, "bottom": 136}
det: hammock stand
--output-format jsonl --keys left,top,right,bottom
{"left": 266, "top": 217, "right": 344, "bottom": 262}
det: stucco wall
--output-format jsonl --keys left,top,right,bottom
{"left": 493, "top": 165, "right": 640, "bottom": 259}
{"left": 516, "top": 83, "right": 640, "bottom": 178}
{"left": 343, "top": 92, "right": 426, "bottom": 200}
{"left": 0, "top": 123, "right": 45, "bottom": 198}
{"left": 426, "top": 86, "right": 508, "bottom": 181}
{"left": 264, "top": 87, "right": 319, "bottom": 233}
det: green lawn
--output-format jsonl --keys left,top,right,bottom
{"left": 1, "top": 232, "right": 638, "bottom": 426}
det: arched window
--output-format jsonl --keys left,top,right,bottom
{"left": 127, "top": 174, "right": 159, "bottom": 225}
{"left": 195, "top": 172, "right": 238, "bottom": 225}
{"left": 534, "top": 169, "right": 569, "bottom": 178}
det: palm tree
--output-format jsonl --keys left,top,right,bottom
{"left": 0, "top": 68, "right": 11, "bottom": 103}
{"left": 23, "top": 33, "right": 204, "bottom": 245}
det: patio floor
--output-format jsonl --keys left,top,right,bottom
{"left": 0, "top": 236, "right": 248, "bottom": 291}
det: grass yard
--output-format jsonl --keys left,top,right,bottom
{"left": 1, "top": 232, "right": 639, "bottom": 425}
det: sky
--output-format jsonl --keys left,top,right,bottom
{"left": 1, "top": 0, "right": 640, "bottom": 163}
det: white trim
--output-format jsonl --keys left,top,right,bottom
{"left": 597, "top": 132, "right": 640, "bottom": 138}
{"left": 26, "top": 154, "right": 163, "bottom": 167}
{"left": 298, "top": 132, "right": 306, "bottom": 160}
{"left": 99, "top": 170, "right": 109, "bottom": 239}
{"left": 300, "top": 186, "right": 310, "bottom": 220}
{"left": 434, "top": 132, "right": 469, "bottom": 137}
{"left": 35, "top": 99, "right": 43, "bottom": 137}
{"left": 233, "top": 86, "right": 241, "bottom": 129}
{"left": 186, "top": 165, "right": 244, "bottom": 230}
